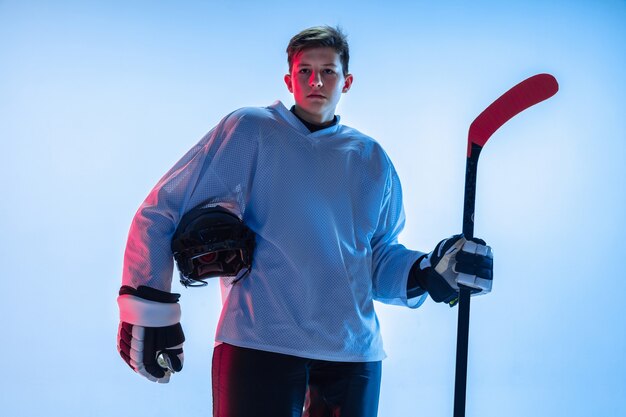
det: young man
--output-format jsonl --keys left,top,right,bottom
{"left": 117, "top": 25, "right": 493, "bottom": 417}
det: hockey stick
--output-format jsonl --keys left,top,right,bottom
{"left": 453, "top": 73, "right": 559, "bottom": 417}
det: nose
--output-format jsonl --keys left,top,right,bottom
{"left": 309, "top": 71, "right": 323, "bottom": 88}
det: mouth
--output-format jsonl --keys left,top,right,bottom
{"left": 307, "top": 94, "right": 326, "bottom": 99}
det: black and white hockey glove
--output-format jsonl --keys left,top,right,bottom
{"left": 117, "top": 285, "right": 185, "bottom": 383}
{"left": 412, "top": 234, "right": 493, "bottom": 307}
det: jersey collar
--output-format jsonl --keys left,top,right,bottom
{"left": 269, "top": 100, "right": 342, "bottom": 137}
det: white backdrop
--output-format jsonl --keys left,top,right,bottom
{"left": 1, "top": 1, "right": 625, "bottom": 416}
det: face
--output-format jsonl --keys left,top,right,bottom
{"left": 284, "top": 47, "right": 353, "bottom": 124}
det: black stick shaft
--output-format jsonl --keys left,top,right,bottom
{"left": 454, "top": 287, "right": 471, "bottom": 417}
{"left": 454, "top": 144, "right": 481, "bottom": 417}
{"left": 462, "top": 149, "right": 479, "bottom": 239}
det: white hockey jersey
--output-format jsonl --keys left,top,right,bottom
{"left": 122, "top": 100, "right": 427, "bottom": 362}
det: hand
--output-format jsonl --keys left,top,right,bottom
{"left": 117, "top": 285, "right": 185, "bottom": 383}
{"left": 415, "top": 234, "right": 493, "bottom": 306}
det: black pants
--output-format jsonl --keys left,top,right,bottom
{"left": 212, "top": 343, "right": 382, "bottom": 417}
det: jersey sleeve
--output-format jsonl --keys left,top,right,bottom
{"left": 370, "top": 163, "right": 427, "bottom": 309}
{"left": 121, "top": 110, "right": 256, "bottom": 292}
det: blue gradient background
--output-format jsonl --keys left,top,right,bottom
{"left": 1, "top": 1, "right": 625, "bottom": 416}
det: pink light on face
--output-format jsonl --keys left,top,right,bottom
{"left": 284, "top": 47, "right": 353, "bottom": 124}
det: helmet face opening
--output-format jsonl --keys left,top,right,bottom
{"left": 197, "top": 252, "right": 218, "bottom": 264}
{"left": 171, "top": 205, "right": 255, "bottom": 287}
{"left": 191, "top": 249, "right": 245, "bottom": 278}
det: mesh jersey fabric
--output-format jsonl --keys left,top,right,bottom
{"left": 121, "top": 100, "right": 427, "bottom": 362}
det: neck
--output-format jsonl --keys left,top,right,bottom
{"left": 293, "top": 104, "right": 335, "bottom": 126}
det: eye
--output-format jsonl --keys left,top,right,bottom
{"left": 298, "top": 68, "right": 310, "bottom": 74}
{"left": 324, "top": 69, "right": 336, "bottom": 75}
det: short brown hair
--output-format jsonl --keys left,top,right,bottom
{"left": 286, "top": 25, "right": 350, "bottom": 76}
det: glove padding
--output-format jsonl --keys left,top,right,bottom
{"left": 117, "top": 285, "right": 185, "bottom": 383}
{"left": 416, "top": 234, "right": 493, "bottom": 306}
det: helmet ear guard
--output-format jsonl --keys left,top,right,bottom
{"left": 171, "top": 204, "right": 255, "bottom": 288}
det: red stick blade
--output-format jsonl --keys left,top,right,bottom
{"left": 468, "top": 73, "right": 559, "bottom": 157}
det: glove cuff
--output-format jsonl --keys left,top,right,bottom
{"left": 118, "top": 294, "right": 181, "bottom": 327}
{"left": 119, "top": 285, "right": 180, "bottom": 303}
{"left": 408, "top": 256, "right": 429, "bottom": 295}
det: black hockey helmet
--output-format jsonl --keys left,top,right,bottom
{"left": 171, "top": 204, "right": 255, "bottom": 287}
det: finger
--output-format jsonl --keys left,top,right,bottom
{"left": 457, "top": 273, "right": 483, "bottom": 291}
{"left": 156, "top": 371, "right": 171, "bottom": 384}
{"left": 144, "top": 361, "right": 167, "bottom": 379}
{"left": 157, "top": 352, "right": 179, "bottom": 373}
{"left": 456, "top": 250, "right": 493, "bottom": 267}
{"left": 162, "top": 346, "right": 184, "bottom": 372}
{"left": 455, "top": 264, "right": 492, "bottom": 280}
{"left": 126, "top": 326, "right": 145, "bottom": 363}
{"left": 118, "top": 349, "right": 134, "bottom": 370}
{"left": 161, "top": 324, "right": 185, "bottom": 372}
{"left": 456, "top": 250, "right": 492, "bottom": 271}
{"left": 142, "top": 328, "right": 166, "bottom": 379}
{"left": 475, "top": 277, "right": 493, "bottom": 293}
{"left": 454, "top": 253, "right": 493, "bottom": 279}
{"left": 438, "top": 234, "right": 465, "bottom": 257}
{"left": 119, "top": 322, "right": 135, "bottom": 349}
{"left": 461, "top": 240, "right": 492, "bottom": 258}
{"left": 118, "top": 323, "right": 143, "bottom": 370}
{"left": 457, "top": 273, "right": 492, "bottom": 293}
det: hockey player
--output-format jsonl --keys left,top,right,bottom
{"left": 117, "top": 25, "right": 493, "bottom": 417}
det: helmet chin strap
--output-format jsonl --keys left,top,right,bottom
{"left": 179, "top": 257, "right": 252, "bottom": 288}
{"left": 179, "top": 272, "right": 209, "bottom": 288}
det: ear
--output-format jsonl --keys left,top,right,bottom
{"left": 342, "top": 74, "right": 354, "bottom": 93}
{"left": 284, "top": 73, "right": 293, "bottom": 93}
